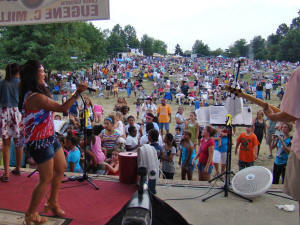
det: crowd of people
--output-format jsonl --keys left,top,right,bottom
{"left": 0, "top": 56, "right": 299, "bottom": 224}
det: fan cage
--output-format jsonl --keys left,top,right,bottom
{"left": 232, "top": 166, "right": 273, "bottom": 198}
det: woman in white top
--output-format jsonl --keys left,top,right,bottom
{"left": 175, "top": 106, "right": 185, "bottom": 135}
{"left": 141, "top": 97, "right": 157, "bottom": 121}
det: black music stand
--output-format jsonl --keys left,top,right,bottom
{"left": 202, "top": 114, "right": 252, "bottom": 202}
{"left": 62, "top": 93, "right": 99, "bottom": 190}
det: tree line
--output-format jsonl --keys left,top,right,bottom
{"left": 180, "top": 11, "right": 300, "bottom": 62}
{"left": 0, "top": 22, "right": 169, "bottom": 72}
{"left": 0, "top": 10, "right": 299, "bottom": 72}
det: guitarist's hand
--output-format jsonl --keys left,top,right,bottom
{"left": 263, "top": 103, "right": 273, "bottom": 118}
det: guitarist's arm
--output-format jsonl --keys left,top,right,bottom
{"left": 263, "top": 104, "right": 297, "bottom": 122}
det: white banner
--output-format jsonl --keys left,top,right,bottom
{"left": 0, "top": 0, "right": 110, "bottom": 26}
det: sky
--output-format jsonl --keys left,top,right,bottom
{"left": 92, "top": 0, "right": 299, "bottom": 53}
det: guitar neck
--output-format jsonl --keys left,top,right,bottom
{"left": 239, "top": 92, "right": 281, "bottom": 113}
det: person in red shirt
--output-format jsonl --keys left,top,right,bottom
{"left": 214, "top": 78, "right": 219, "bottom": 87}
{"left": 235, "top": 126, "right": 259, "bottom": 170}
{"left": 193, "top": 126, "right": 217, "bottom": 181}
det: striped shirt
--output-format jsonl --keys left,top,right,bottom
{"left": 100, "top": 129, "right": 120, "bottom": 157}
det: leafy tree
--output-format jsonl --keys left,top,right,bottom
{"left": 111, "top": 24, "right": 127, "bottom": 49}
{"left": 140, "top": 34, "right": 154, "bottom": 56}
{"left": 232, "top": 39, "right": 248, "bottom": 57}
{"left": 276, "top": 23, "right": 289, "bottom": 38}
{"left": 174, "top": 44, "right": 183, "bottom": 56}
{"left": 251, "top": 36, "right": 266, "bottom": 60}
{"left": 224, "top": 48, "right": 234, "bottom": 57}
{"left": 210, "top": 48, "right": 224, "bottom": 56}
{"left": 153, "top": 40, "right": 167, "bottom": 56}
{"left": 124, "top": 25, "right": 140, "bottom": 49}
{"left": 290, "top": 12, "right": 300, "bottom": 30}
{"left": 183, "top": 50, "right": 191, "bottom": 57}
{"left": 192, "top": 40, "right": 210, "bottom": 56}
{"left": 278, "top": 29, "right": 300, "bottom": 62}
{"left": 0, "top": 22, "right": 108, "bottom": 71}
{"left": 266, "top": 33, "right": 281, "bottom": 60}
{"left": 107, "top": 32, "right": 126, "bottom": 57}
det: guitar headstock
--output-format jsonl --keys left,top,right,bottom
{"left": 225, "top": 86, "right": 242, "bottom": 97}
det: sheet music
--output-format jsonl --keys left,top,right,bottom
{"left": 195, "top": 107, "right": 210, "bottom": 126}
{"left": 196, "top": 106, "right": 252, "bottom": 126}
{"left": 209, "top": 106, "right": 227, "bottom": 125}
{"left": 53, "top": 120, "right": 67, "bottom": 133}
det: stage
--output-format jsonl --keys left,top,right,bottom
{"left": 0, "top": 168, "right": 298, "bottom": 225}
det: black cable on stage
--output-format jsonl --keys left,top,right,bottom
{"left": 60, "top": 183, "right": 88, "bottom": 190}
{"left": 162, "top": 179, "right": 218, "bottom": 201}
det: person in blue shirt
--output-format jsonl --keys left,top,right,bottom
{"left": 179, "top": 130, "right": 195, "bottom": 181}
{"left": 69, "top": 100, "right": 79, "bottom": 117}
{"left": 126, "top": 79, "right": 132, "bottom": 98}
{"left": 271, "top": 122, "right": 293, "bottom": 184}
{"left": 52, "top": 84, "right": 60, "bottom": 101}
{"left": 65, "top": 132, "right": 82, "bottom": 173}
{"left": 194, "top": 98, "right": 200, "bottom": 111}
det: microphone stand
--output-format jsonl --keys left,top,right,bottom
{"left": 202, "top": 114, "right": 252, "bottom": 202}
{"left": 62, "top": 92, "right": 99, "bottom": 190}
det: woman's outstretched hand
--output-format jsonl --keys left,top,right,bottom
{"left": 76, "top": 82, "right": 88, "bottom": 93}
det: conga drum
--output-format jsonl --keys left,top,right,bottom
{"left": 119, "top": 152, "right": 137, "bottom": 184}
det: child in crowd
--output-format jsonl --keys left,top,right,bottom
{"left": 93, "top": 104, "right": 103, "bottom": 123}
{"left": 104, "top": 150, "right": 119, "bottom": 176}
{"left": 113, "top": 80, "right": 119, "bottom": 98}
{"left": 100, "top": 115, "right": 120, "bottom": 159}
{"left": 271, "top": 122, "right": 293, "bottom": 184}
{"left": 213, "top": 126, "right": 228, "bottom": 176}
{"left": 174, "top": 127, "right": 183, "bottom": 155}
{"left": 114, "top": 112, "right": 126, "bottom": 138}
{"left": 65, "top": 132, "right": 82, "bottom": 173}
{"left": 179, "top": 131, "right": 195, "bottom": 181}
{"left": 126, "top": 126, "right": 139, "bottom": 152}
{"left": 135, "top": 98, "right": 143, "bottom": 120}
{"left": 235, "top": 126, "right": 259, "bottom": 170}
{"left": 86, "top": 125, "right": 105, "bottom": 173}
{"left": 193, "top": 126, "right": 216, "bottom": 181}
{"left": 161, "top": 133, "right": 177, "bottom": 180}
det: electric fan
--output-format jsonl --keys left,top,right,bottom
{"left": 232, "top": 166, "right": 273, "bottom": 198}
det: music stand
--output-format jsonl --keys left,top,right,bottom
{"left": 202, "top": 114, "right": 252, "bottom": 202}
{"left": 62, "top": 93, "right": 99, "bottom": 190}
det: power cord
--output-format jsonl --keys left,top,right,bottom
{"left": 162, "top": 179, "right": 218, "bottom": 201}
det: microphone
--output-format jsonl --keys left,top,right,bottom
{"left": 71, "top": 75, "right": 97, "bottom": 92}
{"left": 121, "top": 167, "right": 152, "bottom": 225}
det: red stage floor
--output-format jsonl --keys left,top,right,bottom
{"left": 0, "top": 171, "right": 136, "bottom": 225}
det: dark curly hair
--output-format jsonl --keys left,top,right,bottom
{"left": 19, "top": 60, "right": 51, "bottom": 110}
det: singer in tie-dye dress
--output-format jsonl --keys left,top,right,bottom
{"left": 19, "top": 60, "right": 87, "bottom": 225}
